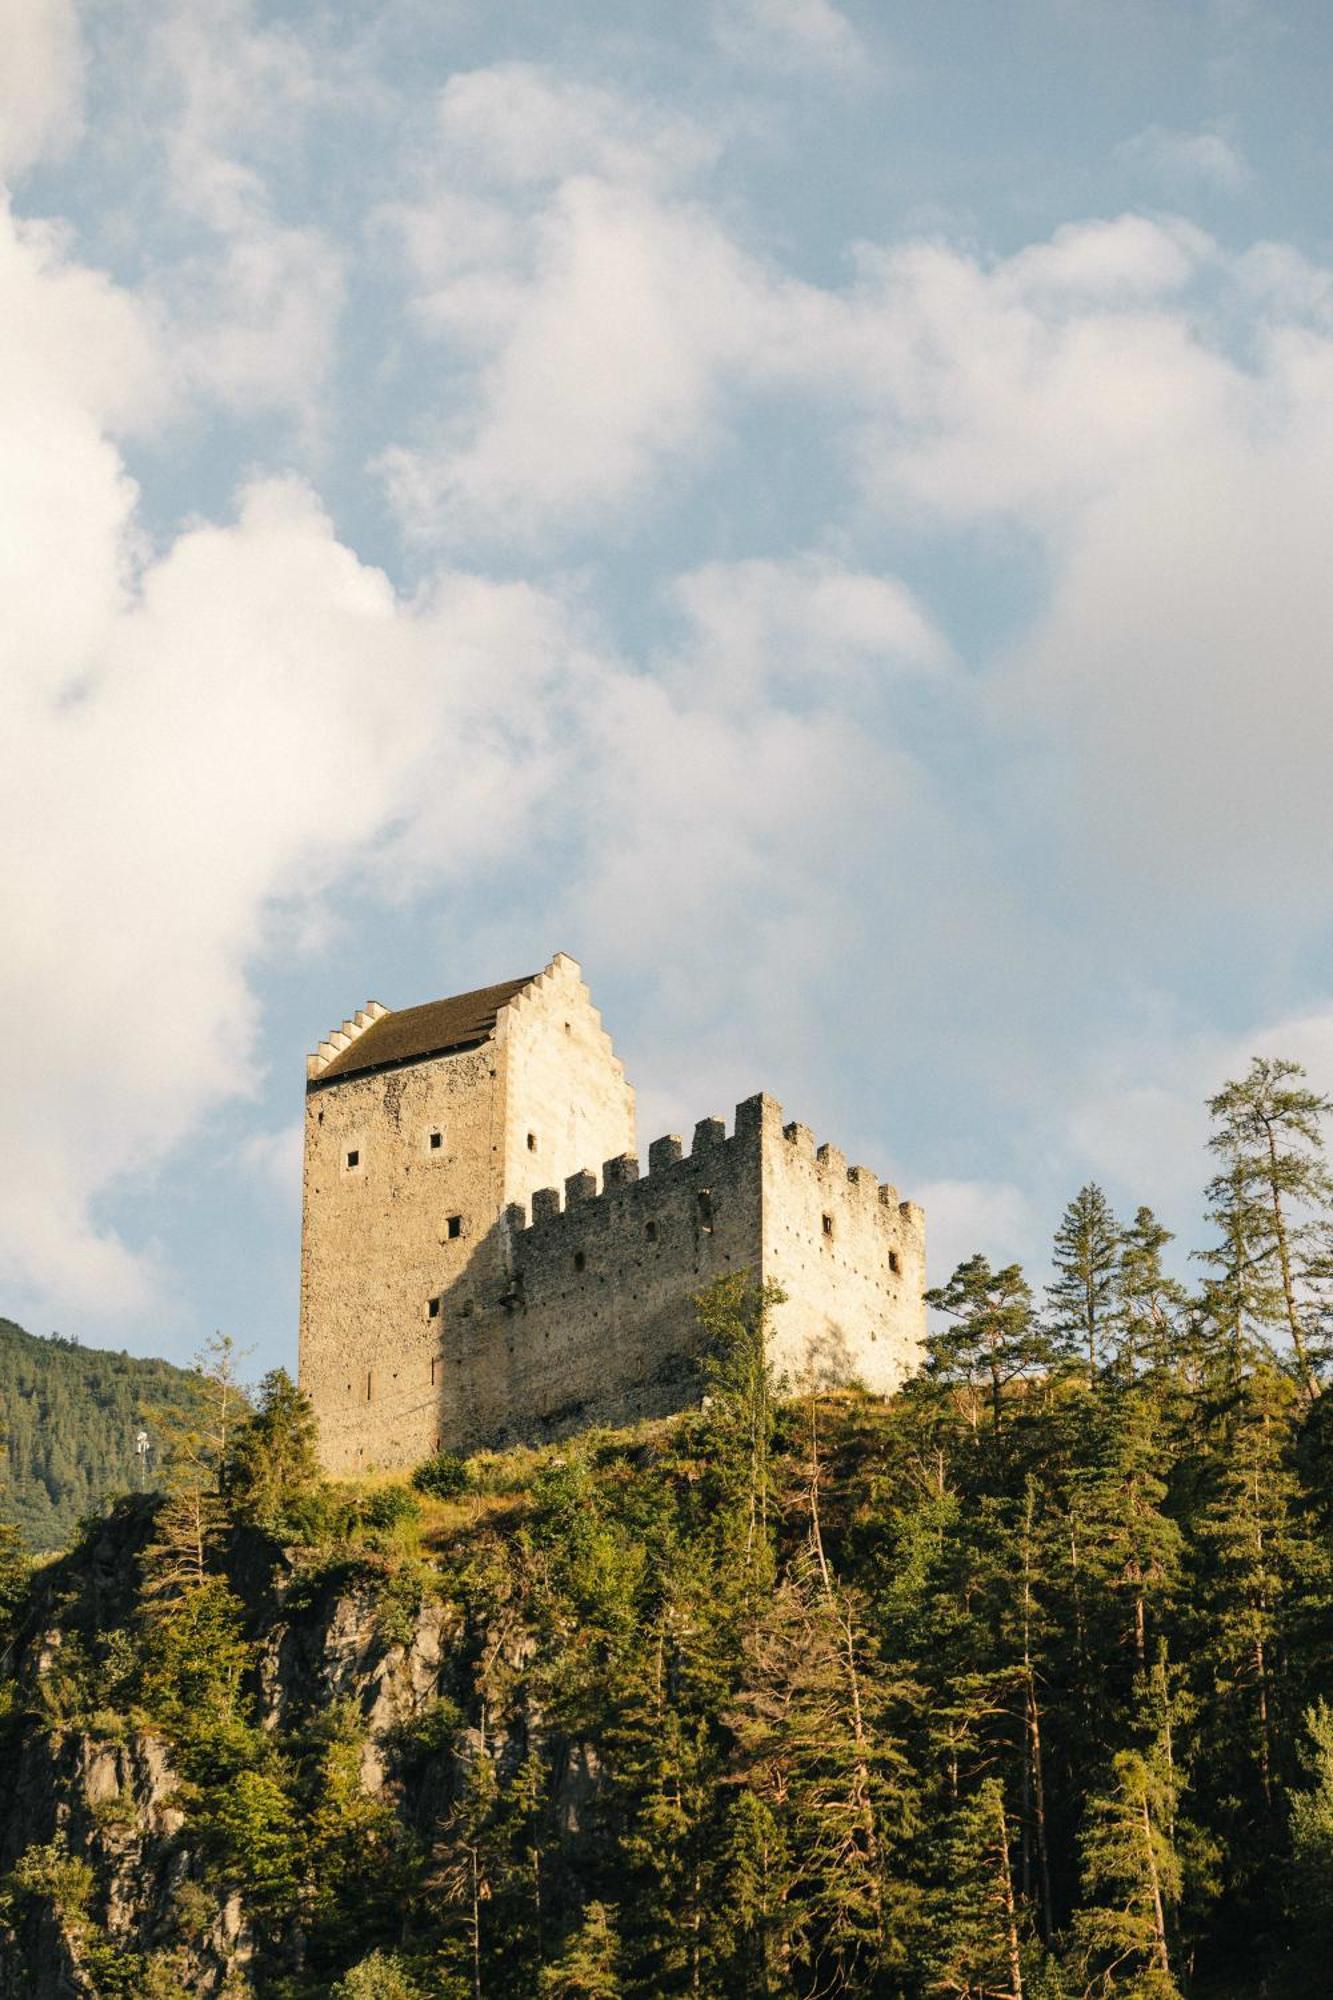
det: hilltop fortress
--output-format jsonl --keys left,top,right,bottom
{"left": 298, "top": 954, "right": 925, "bottom": 1475}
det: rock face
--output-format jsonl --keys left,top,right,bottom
{"left": 0, "top": 1501, "right": 527, "bottom": 1997}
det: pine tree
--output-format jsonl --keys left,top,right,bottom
{"left": 1068, "top": 1749, "right": 1181, "bottom": 1999}
{"left": 924, "top": 1258, "right": 1049, "bottom": 1435}
{"left": 224, "top": 1368, "right": 322, "bottom": 1532}
{"left": 1287, "top": 1699, "right": 1333, "bottom": 1958}
{"left": 539, "top": 1902, "right": 622, "bottom": 1999}
{"left": 922, "top": 1776, "right": 1025, "bottom": 2000}
{"left": 1207, "top": 1056, "right": 1333, "bottom": 1397}
{"left": 695, "top": 1273, "right": 785, "bottom": 1591}
{"left": 1047, "top": 1186, "right": 1121, "bottom": 1383}
{"left": 1115, "top": 1209, "right": 1189, "bottom": 1380}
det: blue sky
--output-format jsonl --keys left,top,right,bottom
{"left": 5, "top": 0, "right": 1333, "bottom": 1375}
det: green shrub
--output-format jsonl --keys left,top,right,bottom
{"left": 331, "top": 1950, "right": 427, "bottom": 1999}
{"left": 410, "top": 1451, "right": 470, "bottom": 1500}
{"left": 359, "top": 1485, "right": 421, "bottom": 1531}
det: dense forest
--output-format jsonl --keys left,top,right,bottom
{"left": 0, "top": 1320, "right": 210, "bottom": 1550}
{"left": 3, "top": 1056, "right": 1333, "bottom": 1997}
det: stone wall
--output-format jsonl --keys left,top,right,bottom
{"left": 299, "top": 1042, "right": 505, "bottom": 1475}
{"left": 496, "top": 952, "right": 636, "bottom": 1215}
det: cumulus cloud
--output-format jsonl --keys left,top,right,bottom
{"left": 0, "top": 205, "right": 602, "bottom": 1322}
{"left": 89, "top": 0, "right": 346, "bottom": 427}
{"left": 0, "top": 0, "right": 84, "bottom": 179}
{"left": 1118, "top": 124, "right": 1252, "bottom": 193}
{"left": 712, "top": 0, "right": 869, "bottom": 76}
{"left": 665, "top": 554, "right": 946, "bottom": 711}
{"left": 916, "top": 1179, "right": 1042, "bottom": 1286}
{"left": 377, "top": 65, "right": 813, "bottom": 545}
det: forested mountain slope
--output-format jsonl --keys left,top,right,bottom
{"left": 0, "top": 1320, "right": 208, "bottom": 1551}
{"left": 3, "top": 1290, "right": 1333, "bottom": 2000}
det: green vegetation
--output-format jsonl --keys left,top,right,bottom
{"left": 5, "top": 1053, "right": 1333, "bottom": 1996}
{"left": 0, "top": 1317, "right": 212, "bottom": 1550}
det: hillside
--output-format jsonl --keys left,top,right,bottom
{"left": 2, "top": 1275, "right": 1332, "bottom": 1997}
{"left": 0, "top": 1319, "right": 209, "bottom": 1552}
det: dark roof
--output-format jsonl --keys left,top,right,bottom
{"left": 312, "top": 975, "right": 536, "bottom": 1086}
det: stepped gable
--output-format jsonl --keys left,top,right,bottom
{"left": 308, "top": 974, "right": 537, "bottom": 1086}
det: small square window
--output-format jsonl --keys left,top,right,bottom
{"left": 428, "top": 1297, "right": 440, "bottom": 1319}
{"left": 429, "top": 1130, "right": 442, "bottom": 1151}
{"left": 574, "top": 1250, "right": 585, "bottom": 1272}
{"left": 447, "top": 1214, "right": 463, "bottom": 1240}
{"left": 527, "top": 1131, "right": 537, "bottom": 1152}
{"left": 645, "top": 1219, "right": 658, "bottom": 1242}
{"left": 346, "top": 1149, "right": 359, "bottom": 1169}
{"left": 822, "top": 1213, "right": 834, "bottom": 1239}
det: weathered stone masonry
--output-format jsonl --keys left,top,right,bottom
{"left": 299, "top": 954, "right": 925, "bottom": 1475}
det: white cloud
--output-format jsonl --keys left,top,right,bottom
{"left": 1067, "top": 1008, "right": 1333, "bottom": 1225}
{"left": 1118, "top": 125, "right": 1252, "bottom": 193}
{"left": 239, "top": 1122, "right": 303, "bottom": 1205}
{"left": 666, "top": 553, "right": 947, "bottom": 710}
{"left": 0, "top": 207, "right": 606, "bottom": 1323}
{"left": 916, "top": 1179, "right": 1041, "bottom": 1286}
{"left": 101, "top": 0, "right": 346, "bottom": 426}
{"left": 0, "top": 0, "right": 84, "bottom": 179}
{"left": 713, "top": 0, "right": 869, "bottom": 76}
{"left": 380, "top": 170, "right": 780, "bottom": 544}
{"left": 434, "top": 63, "right": 717, "bottom": 191}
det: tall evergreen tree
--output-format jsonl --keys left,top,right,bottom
{"left": 924, "top": 1258, "right": 1049, "bottom": 1436}
{"left": 922, "top": 1777, "right": 1025, "bottom": 2000}
{"left": 225, "top": 1369, "right": 322, "bottom": 1532}
{"left": 1047, "top": 1186, "right": 1121, "bottom": 1383}
{"left": 1114, "top": 1210, "right": 1189, "bottom": 1380}
{"left": 1207, "top": 1056, "right": 1333, "bottom": 1397}
{"left": 1069, "top": 1749, "right": 1182, "bottom": 1999}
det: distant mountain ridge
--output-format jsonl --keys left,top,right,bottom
{"left": 0, "top": 1318, "right": 208, "bottom": 1551}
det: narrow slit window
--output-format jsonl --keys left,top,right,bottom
{"left": 527, "top": 1131, "right": 537, "bottom": 1152}
{"left": 428, "top": 1297, "right": 440, "bottom": 1319}
{"left": 645, "top": 1219, "right": 658, "bottom": 1242}
{"left": 430, "top": 1357, "right": 438, "bottom": 1386}
{"left": 574, "top": 1250, "right": 585, "bottom": 1272}
{"left": 888, "top": 1249, "right": 901, "bottom": 1275}
{"left": 447, "top": 1214, "right": 463, "bottom": 1240}
{"left": 697, "top": 1191, "right": 714, "bottom": 1234}
{"left": 822, "top": 1213, "right": 834, "bottom": 1240}
{"left": 365, "top": 1370, "right": 373, "bottom": 1401}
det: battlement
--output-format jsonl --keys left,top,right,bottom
{"left": 307, "top": 1001, "right": 389, "bottom": 1080}
{"left": 503, "top": 1092, "right": 922, "bottom": 1240}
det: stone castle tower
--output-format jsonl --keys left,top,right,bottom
{"left": 299, "top": 953, "right": 925, "bottom": 1475}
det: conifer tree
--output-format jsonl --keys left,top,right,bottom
{"left": 924, "top": 1257, "right": 1048, "bottom": 1435}
{"left": 1207, "top": 1056, "right": 1333, "bottom": 1397}
{"left": 539, "top": 1902, "right": 622, "bottom": 1999}
{"left": 922, "top": 1776, "right": 1025, "bottom": 2000}
{"left": 224, "top": 1368, "right": 322, "bottom": 1532}
{"left": 1047, "top": 1186, "right": 1121, "bottom": 1383}
{"left": 1069, "top": 1749, "right": 1181, "bottom": 1999}
{"left": 1288, "top": 1699, "right": 1333, "bottom": 1959}
{"left": 1115, "top": 1209, "right": 1189, "bottom": 1380}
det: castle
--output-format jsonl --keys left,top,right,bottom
{"left": 298, "top": 953, "right": 925, "bottom": 1474}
